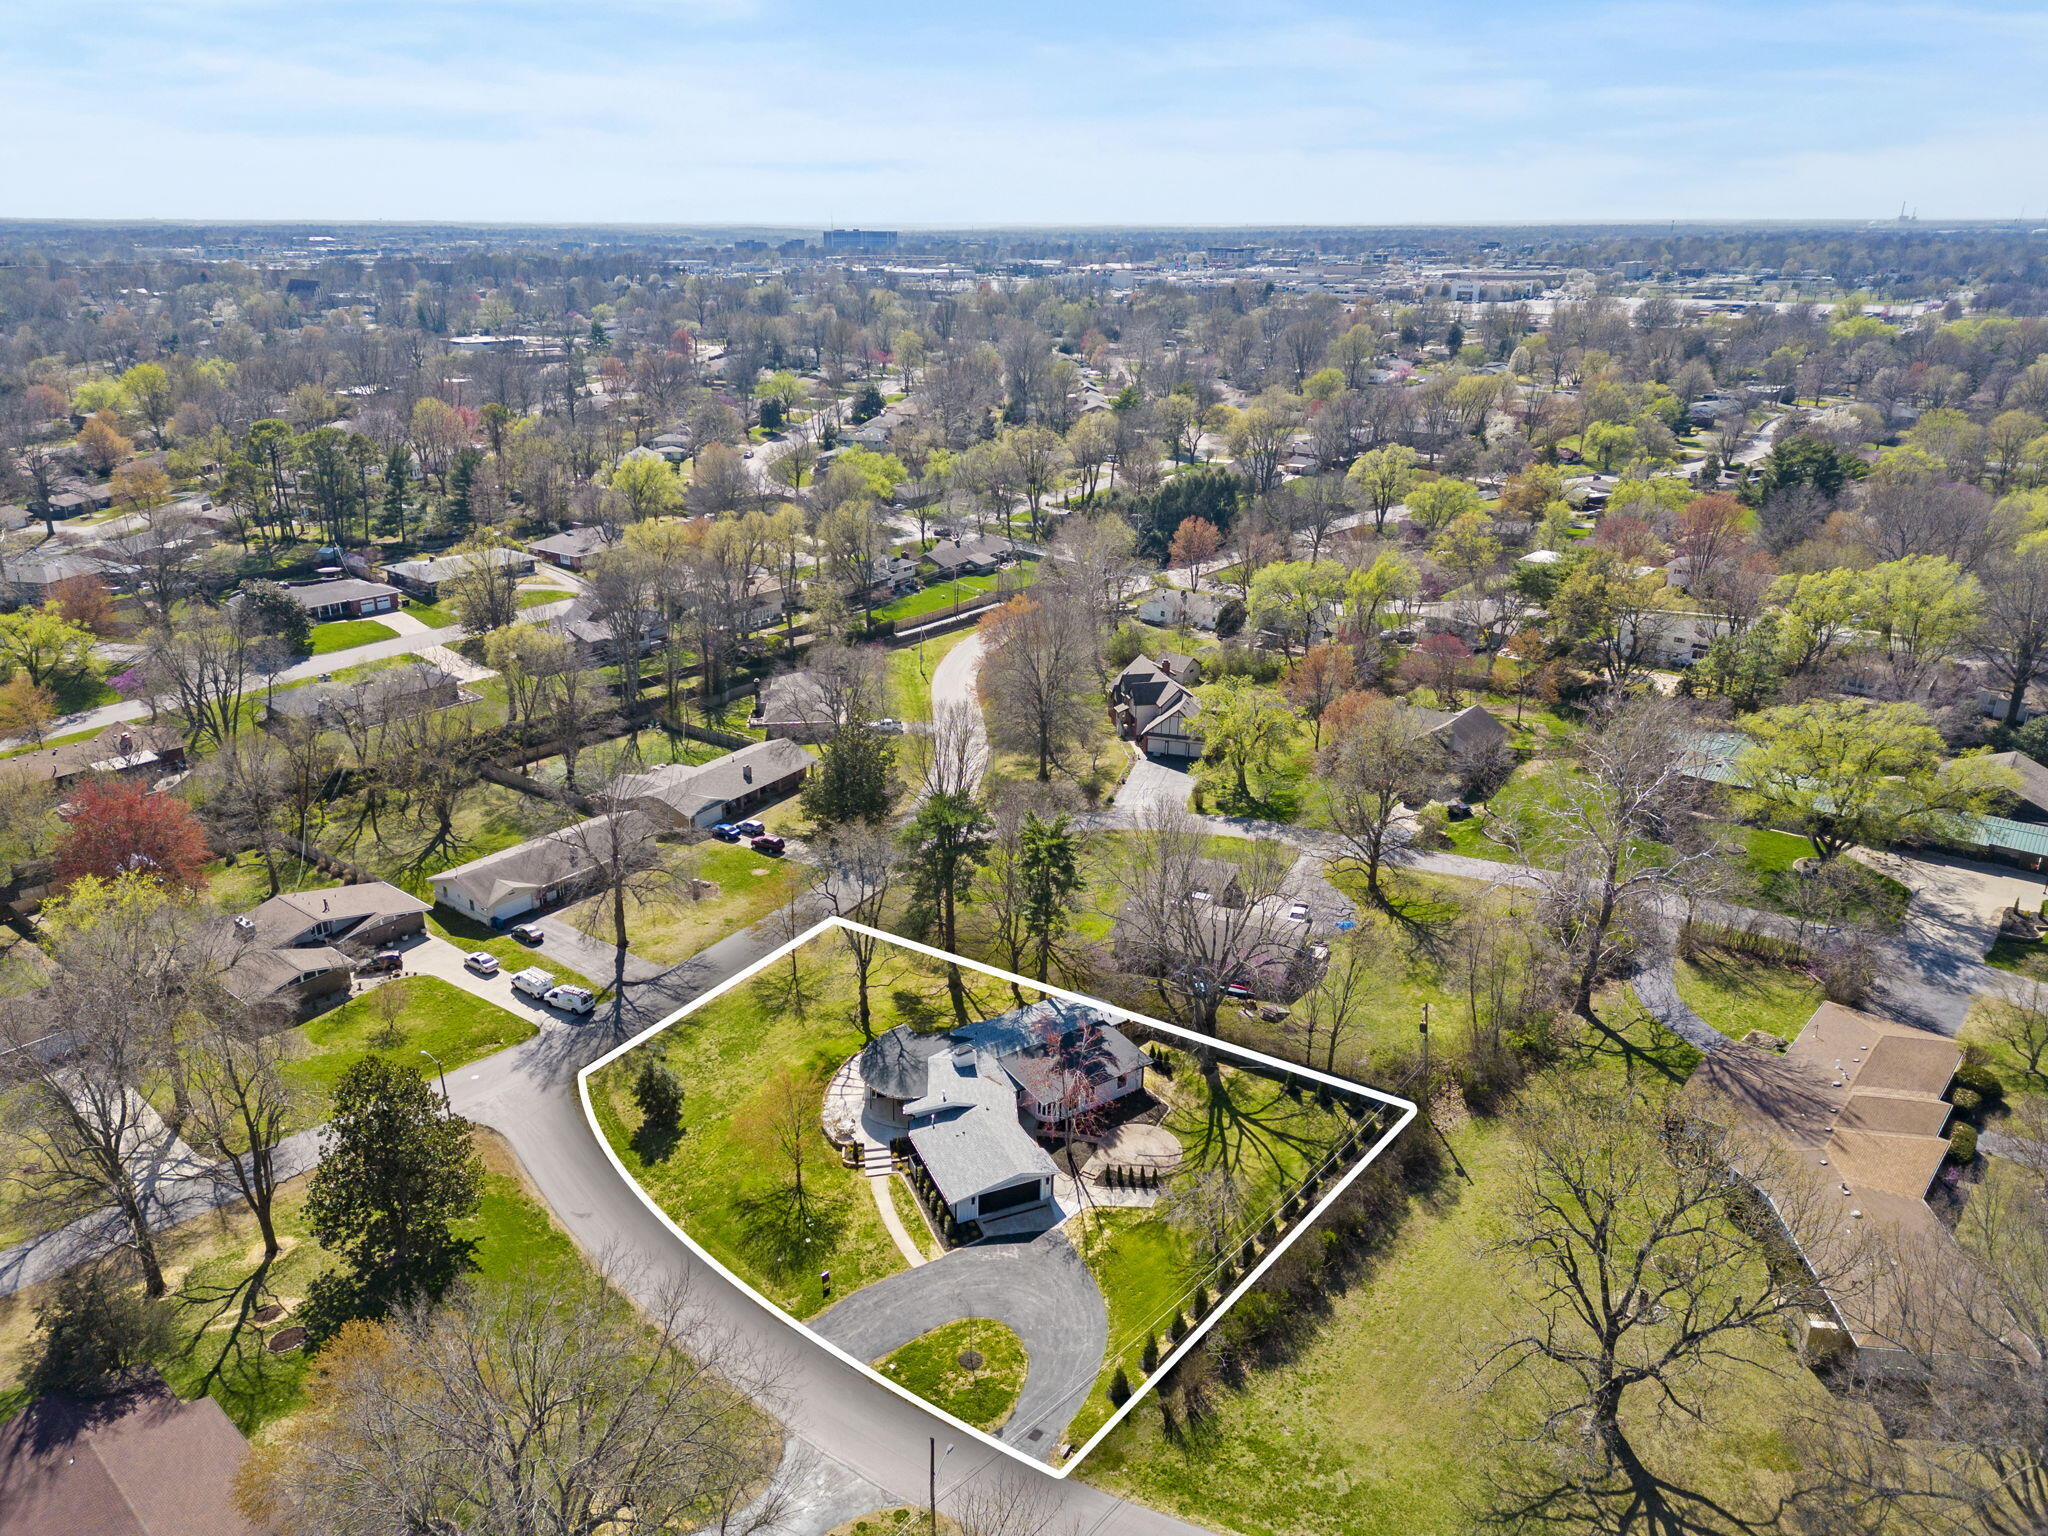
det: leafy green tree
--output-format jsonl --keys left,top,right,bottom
{"left": 604, "top": 453, "right": 685, "bottom": 522}
{"left": 1346, "top": 444, "right": 1420, "bottom": 534}
{"left": 1130, "top": 467, "right": 1238, "bottom": 559}
{"left": 1759, "top": 434, "right": 1865, "bottom": 499}
{"left": 0, "top": 606, "right": 98, "bottom": 690}
{"left": 1736, "top": 699, "right": 2020, "bottom": 860}
{"left": 800, "top": 721, "right": 897, "bottom": 827}
{"left": 237, "top": 579, "right": 314, "bottom": 654}
{"left": 119, "top": 362, "right": 175, "bottom": 449}
{"left": 1247, "top": 560, "right": 1347, "bottom": 657}
{"left": 25, "top": 1263, "right": 176, "bottom": 1397}
{"left": 1854, "top": 555, "right": 1981, "bottom": 691}
{"left": 302, "top": 1057, "right": 483, "bottom": 1342}
{"left": 1691, "top": 615, "right": 1786, "bottom": 710}
{"left": 1403, "top": 476, "right": 1485, "bottom": 535}
{"left": 1196, "top": 677, "right": 1295, "bottom": 808}
{"left": 1545, "top": 549, "right": 1669, "bottom": 690}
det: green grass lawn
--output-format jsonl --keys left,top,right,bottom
{"left": 314, "top": 780, "right": 560, "bottom": 898}
{"left": 1083, "top": 1006, "right": 1829, "bottom": 1535}
{"left": 1988, "top": 932, "right": 2048, "bottom": 980}
{"left": 401, "top": 597, "right": 459, "bottom": 627}
{"left": 0, "top": 1132, "right": 577, "bottom": 1438}
{"left": 1669, "top": 950, "right": 1824, "bottom": 1042}
{"left": 873, "top": 1318, "right": 1027, "bottom": 1432}
{"left": 0, "top": 724, "right": 100, "bottom": 760}
{"left": 308, "top": 617, "right": 399, "bottom": 655}
{"left": 1066, "top": 1207, "right": 1192, "bottom": 1449}
{"left": 588, "top": 945, "right": 942, "bottom": 1320}
{"left": 884, "top": 626, "right": 974, "bottom": 722}
{"left": 282, "top": 976, "right": 537, "bottom": 1128}
{"left": 202, "top": 851, "right": 331, "bottom": 912}
{"left": 561, "top": 841, "right": 804, "bottom": 965}
{"left": 872, "top": 574, "right": 1005, "bottom": 625}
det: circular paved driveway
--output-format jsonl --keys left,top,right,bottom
{"left": 809, "top": 1229, "right": 1108, "bottom": 1460}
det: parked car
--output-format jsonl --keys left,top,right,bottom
{"left": 711, "top": 823, "right": 740, "bottom": 841}
{"left": 509, "top": 924, "right": 545, "bottom": 945}
{"left": 545, "top": 984, "right": 595, "bottom": 1015}
{"left": 510, "top": 966, "right": 558, "bottom": 1000}
{"left": 750, "top": 834, "right": 786, "bottom": 856}
{"left": 733, "top": 819, "right": 765, "bottom": 838}
{"left": 872, "top": 718, "right": 906, "bottom": 735}
{"left": 463, "top": 951, "right": 500, "bottom": 976}
{"left": 359, "top": 950, "right": 403, "bottom": 975}
{"left": 1223, "top": 981, "right": 1257, "bottom": 1001}
{"left": 1285, "top": 902, "right": 1311, "bottom": 923}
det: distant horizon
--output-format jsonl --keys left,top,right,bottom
{"left": 7, "top": 1, "right": 2046, "bottom": 225}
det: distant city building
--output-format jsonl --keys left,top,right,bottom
{"left": 822, "top": 228, "right": 899, "bottom": 252}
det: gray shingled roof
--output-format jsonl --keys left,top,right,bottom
{"left": 607, "top": 738, "right": 813, "bottom": 822}
{"left": 905, "top": 1046, "right": 1058, "bottom": 1207}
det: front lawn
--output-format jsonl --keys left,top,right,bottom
{"left": 560, "top": 841, "right": 804, "bottom": 965}
{"left": 874, "top": 1318, "right": 1027, "bottom": 1432}
{"left": 1669, "top": 949, "right": 1824, "bottom": 1043}
{"left": 283, "top": 976, "right": 537, "bottom": 1127}
{"left": 884, "top": 626, "right": 974, "bottom": 722}
{"left": 872, "top": 573, "right": 1005, "bottom": 625}
{"left": 308, "top": 617, "right": 399, "bottom": 655}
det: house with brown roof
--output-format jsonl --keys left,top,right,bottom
{"left": 1110, "top": 653, "right": 1205, "bottom": 760}
{"left": 601, "top": 738, "right": 813, "bottom": 829}
{"left": 4, "top": 720, "right": 187, "bottom": 791}
{"left": 280, "top": 576, "right": 403, "bottom": 621}
{"left": 0, "top": 1377, "right": 253, "bottom": 1536}
{"left": 1682, "top": 1002, "right": 1989, "bottom": 1374}
{"left": 214, "top": 880, "right": 430, "bottom": 1012}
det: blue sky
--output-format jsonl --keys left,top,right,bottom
{"left": 6, "top": 0, "right": 2046, "bottom": 224}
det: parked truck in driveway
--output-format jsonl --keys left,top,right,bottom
{"left": 511, "top": 966, "right": 557, "bottom": 1000}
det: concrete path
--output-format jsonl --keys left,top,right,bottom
{"left": 925, "top": 630, "right": 988, "bottom": 794}
{"left": 808, "top": 1228, "right": 1109, "bottom": 1462}
{"left": 868, "top": 1176, "right": 929, "bottom": 1269}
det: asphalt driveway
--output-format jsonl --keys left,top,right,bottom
{"left": 809, "top": 1228, "right": 1109, "bottom": 1461}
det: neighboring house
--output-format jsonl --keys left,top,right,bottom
{"left": 381, "top": 546, "right": 535, "bottom": 601}
{"left": 1113, "top": 899, "right": 1325, "bottom": 1004}
{"left": 281, "top": 577, "right": 403, "bottom": 621}
{"left": 750, "top": 669, "right": 842, "bottom": 741}
{"left": 526, "top": 525, "right": 615, "bottom": 571}
{"left": 1405, "top": 701, "right": 1510, "bottom": 763}
{"left": 5, "top": 548, "right": 103, "bottom": 604}
{"left": 602, "top": 738, "right": 814, "bottom": 829}
{"left": 4, "top": 721, "right": 187, "bottom": 791}
{"left": 742, "top": 576, "right": 795, "bottom": 632}
{"left": 0, "top": 1376, "right": 254, "bottom": 1536}
{"left": 216, "top": 880, "right": 430, "bottom": 1012}
{"left": 430, "top": 812, "right": 658, "bottom": 926}
{"left": 921, "top": 534, "right": 1015, "bottom": 578}
{"left": 1682, "top": 1002, "right": 1993, "bottom": 1375}
{"left": 1185, "top": 856, "right": 1246, "bottom": 908}
{"left": 1110, "top": 653, "right": 1205, "bottom": 760}
{"left": 547, "top": 596, "right": 668, "bottom": 666}
{"left": 862, "top": 999, "right": 1149, "bottom": 1228}
{"left": 1137, "top": 586, "right": 1234, "bottom": 632}
{"left": 865, "top": 552, "right": 922, "bottom": 598}
{"left": 1617, "top": 607, "right": 1732, "bottom": 668}
{"left": 264, "top": 662, "right": 462, "bottom": 731}
{"left": 1982, "top": 751, "right": 2048, "bottom": 822}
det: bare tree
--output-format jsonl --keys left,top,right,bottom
{"left": 980, "top": 589, "right": 1095, "bottom": 781}
{"left": 810, "top": 820, "right": 896, "bottom": 1041}
{"left": 1481, "top": 1076, "right": 1849, "bottom": 1536}
{"left": 185, "top": 998, "right": 297, "bottom": 1259}
{"left": 1319, "top": 695, "right": 1442, "bottom": 902}
{"left": 561, "top": 798, "right": 684, "bottom": 1033}
{"left": 1497, "top": 697, "right": 1725, "bottom": 1018}
{"left": 236, "top": 1266, "right": 785, "bottom": 1536}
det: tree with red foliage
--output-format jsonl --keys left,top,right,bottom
{"left": 54, "top": 779, "right": 211, "bottom": 892}
{"left": 1400, "top": 631, "right": 1474, "bottom": 706}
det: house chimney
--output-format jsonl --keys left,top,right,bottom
{"left": 743, "top": 765, "right": 753, "bottom": 783}
{"left": 118, "top": 732, "right": 132, "bottom": 754}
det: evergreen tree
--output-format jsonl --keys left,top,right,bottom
{"left": 446, "top": 447, "right": 484, "bottom": 533}
{"left": 1019, "top": 812, "right": 1082, "bottom": 981}
{"left": 236, "top": 579, "right": 314, "bottom": 653}
{"left": 380, "top": 445, "right": 413, "bottom": 541}
{"left": 302, "top": 1057, "right": 483, "bottom": 1342}
{"left": 799, "top": 721, "right": 897, "bottom": 827}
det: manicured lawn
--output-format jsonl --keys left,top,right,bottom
{"left": 0, "top": 725, "right": 99, "bottom": 760}
{"left": 0, "top": 1132, "right": 577, "bottom": 1438}
{"left": 561, "top": 841, "right": 804, "bottom": 965}
{"left": 1669, "top": 950, "right": 1824, "bottom": 1042}
{"left": 873, "top": 1318, "right": 1027, "bottom": 1432}
{"left": 872, "top": 573, "right": 1005, "bottom": 625}
{"left": 517, "top": 586, "right": 569, "bottom": 608}
{"left": 401, "top": 598, "right": 459, "bottom": 627}
{"left": 314, "top": 781, "right": 560, "bottom": 897}
{"left": 283, "top": 976, "right": 537, "bottom": 1127}
{"left": 308, "top": 617, "right": 399, "bottom": 655}
{"left": 1988, "top": 932, "right": 2048, "bottom": 981}
{"left": 1065, "top": 1207, "right": 1189, "bottom": 1448}
{"left": 588, "top": 947, "right": 934, "bottom": 1320}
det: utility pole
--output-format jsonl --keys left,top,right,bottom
{"left": 928, "top": 1437, "right": 953, "bottom": 1535}
{"left": 420, "top": 1048, "right": 449, "bottom": 1103}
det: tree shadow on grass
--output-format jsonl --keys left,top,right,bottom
{"left": 733, "top": 1184, "right": 852, "bottom": 1279}
{"left": 631, "top": 1120, "right": 683, "bottom": 1164}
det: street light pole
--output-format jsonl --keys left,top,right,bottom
{"left": 420, "top": 1048, "right": 449, "bottom": 1103}
{"left": 928, "top": 1438, "right": 953, "bottom": 1535}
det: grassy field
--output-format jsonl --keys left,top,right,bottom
{"left": 1082, "top": 1006, "right": 1832, "bottom": 1536}
{"left": 561, "top": 840, "right": 804, "bottom": 965}
{"left": 872, "top": 574, "right": 1004, "bottom": 625}
{"left": 283, "top": 977, "right": 537, "bottom": 1128}
{"left": 313, "top": 781, "right": 562, "bottom": 898}
{"left": 202, "top": 851, "right": 332, "bottom": 912}
{"left": 0, "top": 1132, "right": 577, "bottom": 1438}
{"left": 308, "top": 617, "right": 399, "bottom": 655}
{"left": 873, "top": 1318, "right": 1027, "bottom": 1432}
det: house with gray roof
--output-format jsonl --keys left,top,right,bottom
{"left": 264, "top": 662, "right": 461, "bottom": 731}
{"left": 214, "top": 880, "right": 428, "bottom": 1012}
{"left": 1110, "top": 653, "right": 1204, "bottom": 760}
{"left": 429, "top": 812, "right": 657, "bottom": 926}
{"left": 602, "top": 738, "right": 813, "bottom": 829}
{"left": 526, "top": 524, "right": 616, "bottom": 571}
{"left": 861, "top": 1000, "right": 1149, "bottom": 1228}
{"left": 280, "top": 576, "right": 403, "bottom": 621}
{"left": 381, "top": 545, "right": 534, "bottom": 601}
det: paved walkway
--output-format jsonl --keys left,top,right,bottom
{"left": 808, "top": 1227, "right": 1109, "bottom": 1462}
{"left": 926, "top": 631, "right": 989, "bottom": 793}
{"left": 868, "top": 1175, "right": 929, "bottom": 1269}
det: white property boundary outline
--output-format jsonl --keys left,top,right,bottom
{"left": 579, "top": 915, "right": 1417, "bottom": 1478}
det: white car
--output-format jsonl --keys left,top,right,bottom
{"left": 545, "top": 984, "right": 595, "bottom": 1015}
{"left": 1286, "top": 902, "right": 1312, "bottom": 923}
{"left": 510, "top": 966, "right": 557, "bottom": 1000}
{"left": 463, "top": 951, "right": 500, "bottom": 976}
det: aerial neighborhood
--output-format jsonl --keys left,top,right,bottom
{"left": 0, "top": 211, "right": 2046, "bottom": 1536}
